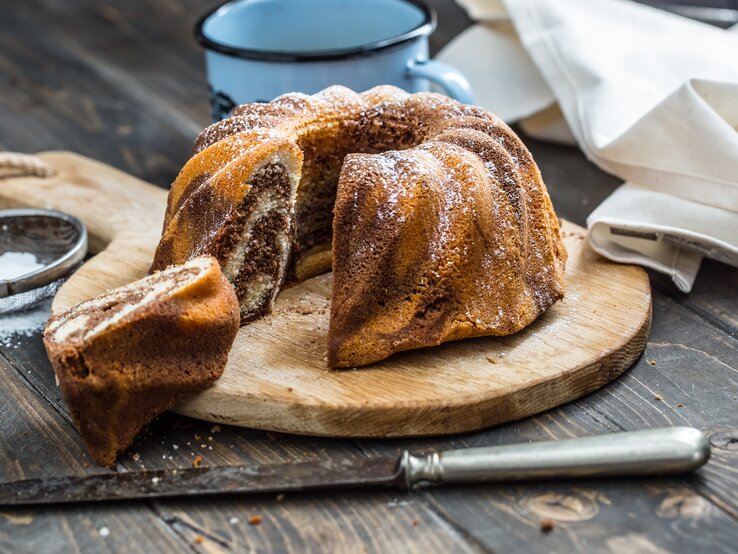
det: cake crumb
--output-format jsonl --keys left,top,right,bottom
{"left": 291, "top": 302, "right": 315, "bottom": 315}
{"left": 287, "top": 387, "right": 293, "bottom": 393}
{"left": 131, "top": 452, "right": 141, "bottom": 462}
{"left": 655, "top": 394, "right": 663, "bottom": 401}
{"left": 648, "top": 359, "right": 657, "bottom": 366}
{"left": 677, "top": 403, "right": 684, "bottom": 408}
{"left": 276, "top": 493, "right": 285, "bottom": 502}
{"left": 192, "top": 455, "right": 203, "bottom": 468}
{"left": 194, "top": 434, "right": 201, "bottom": 440}
{"left": 248, "top": 515, "right": 262, "bottom": 525}
{"left": 211, "top": 425, "right": 221, "bottom": 433}
{"left": 412, "top": 519, "right": 419, "bottom": 526}
{"left": 194, "top": 535, "right": 204, "bottom": 544}
{"left": 540, "top": 518, "right": 555, "bottom": 533}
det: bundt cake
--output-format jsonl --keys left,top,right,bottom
{"left": 44, "top": 256, "right": 240, "bottom": 466}
{"left": 151, "top": 85, "right": 566, "bottom": 367}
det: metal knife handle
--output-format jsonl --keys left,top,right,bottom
{"left": 400, "top": 427, "right": 710, "bottom": 490}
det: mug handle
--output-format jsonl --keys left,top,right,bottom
{"left": 406, "top": 59, "right": 475, "bottom": 104}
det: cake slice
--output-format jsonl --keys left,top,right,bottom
{"left": 43, "top": 256, "right": 240, "bottom": 467}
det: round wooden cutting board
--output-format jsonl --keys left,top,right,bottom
{"left": 0, "top": 152, "right": 652, "bottom": 437}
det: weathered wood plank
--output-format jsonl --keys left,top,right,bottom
{"left": 350, "top": 292, "right": 738, "bottom": 550}
{"left": 667, "top": 259, "right": 738, "bottom": 339}
{"left": 8, "top": 0, "right": 212, "bottom": 136}
{"left": 425, "top": 481, "right": 738, "bottom": 554}
{"left": 2, "top": 327, "right": 484, "bottom": 553}
{"left": 0, "top": 13, "right": 192, "bottom": 186}
{"left": 152, "top": 490, "right": 482, "bottom": 554}
{"left": 0, "top": 345, "right": 100, "bottom": 480}
{"left": 0, "top": 503, "right": 187, "bottom": 554}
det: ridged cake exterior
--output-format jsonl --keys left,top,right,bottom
{"left": 44, "top": 256, "right": 240, "bottom": 466}
{"left": 330, "top": 132, "right": 566, "bottom": 367}
{"left": 153, "top": 85, "right": 566, "bottom": 367}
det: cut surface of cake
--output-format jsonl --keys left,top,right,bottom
{"left": 43, "top": 256, "right": 240, "bottom": 467}
{"left": 150, "top": 130, "right": 303, "bottom": 323}
{"left": 152, "top": 86, "right": 567, "bottom": 368}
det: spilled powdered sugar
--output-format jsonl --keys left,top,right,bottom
{"left": 0, "top": 298, "right": 51, "bottom": 349}
{"left": 0, "top": 252, "right": 51, "bottom": 347}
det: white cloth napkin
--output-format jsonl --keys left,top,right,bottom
{"left": 439, "top": 0, "right": 738, "bottom": 291}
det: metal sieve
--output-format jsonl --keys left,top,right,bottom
{"left": 0, "top": 208, "right": 88, "bottom": 313}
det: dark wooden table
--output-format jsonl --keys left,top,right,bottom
{"left": 1, "top": 1, "right": 737, "bottom": 552}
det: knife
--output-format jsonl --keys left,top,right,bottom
{"left": 0, "top": 427, "right": 709, "bottom": 505}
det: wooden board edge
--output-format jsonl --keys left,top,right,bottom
{"left": 175, "top": 286, "right": 653, "bottom": 437}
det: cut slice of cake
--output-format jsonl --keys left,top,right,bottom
{"left": 43, "top": 256, "right": 240, "bottom": 467}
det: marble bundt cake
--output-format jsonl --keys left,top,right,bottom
{"left": 151, "top": 86, "right": 566, "bottom": 367}
{"left": 44, "top": 256, "right": 240, "bottom": 466}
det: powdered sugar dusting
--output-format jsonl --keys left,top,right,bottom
{"left": 179, "top": 84, "right": 565, "bottom": 361}
{"left": 0, "top": 299, "right": 50, "bottom": 349}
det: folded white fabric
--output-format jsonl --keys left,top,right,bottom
{"left": 441, "top": 0, "right": 738, "bottom": 291}
{"left": 587, "top": 185, "right": 738, "bottom": 292}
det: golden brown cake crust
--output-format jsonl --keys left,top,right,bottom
{"left": 159, "top": 86, "right": 566, "bottom": 368}
{"left": 151, "top": 129, "right": 303, "bottom": 322}
{"left": 43, "top": 256, "right": 240, "bottom": 467}
{"left": 329, "top": 130, "right": 566, "bottom": 367}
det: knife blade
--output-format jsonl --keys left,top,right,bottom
{"left": 0, "top": 456, "right": 402, "bottom": 505}
{"left": 0, "top": 427, "right": 710, "bottom": 505}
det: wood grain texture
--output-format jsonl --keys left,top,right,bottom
{"left": 0, "top": 352, "right": 200, "bottom": 554}
{"left": 0, "top": 503, "right": 188, "bottom": 554}
{"left": 2, "top": 331, "right": 474, "bottom": 554}
{"left": 352, "top": 291, "right": 738, "bottom": 550}
{"left": 0, "top": 151, "right": 651, "bottom": 437}
{"left": 1, "top": 0, "right": 736, "bottom": 551}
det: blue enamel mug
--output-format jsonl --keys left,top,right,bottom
{"left": 195, "top": 0, "right": 474, "bottom": 120}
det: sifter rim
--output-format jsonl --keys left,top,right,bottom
{"left": 0, "top": 208, "right": 88, "bottom": 299}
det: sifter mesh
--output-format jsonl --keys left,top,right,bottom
{"left": 0, "top": 209, "right": 88, "bottom": 313}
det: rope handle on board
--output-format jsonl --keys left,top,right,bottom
{"left": 0, "top": 152, "right": 56, "bottom": 179}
